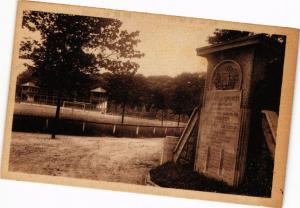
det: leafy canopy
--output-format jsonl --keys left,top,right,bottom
{"left": 20, "top": 11, "right": 144, "bottom": 92}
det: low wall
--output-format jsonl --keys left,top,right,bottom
{"left": 12, "top": 115, "right": 184, "bottom": 138}
{"left": 160, "top": 136, "right": 179, "bottom": 164}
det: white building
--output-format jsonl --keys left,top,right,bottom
{"left": 90, "top": 87, "right": 108, "bottom": 113}
{"left": 21, "top": 82, "right": 39, "bottom": 102}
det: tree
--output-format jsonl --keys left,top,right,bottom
{"left": 105, "top": 72, "right": 134, "bottom": 124}
{"left": 128, "top": 74, "right": 150, "bottom": 109}
{"left": 20, "top": 11, "right": 144, "bottom": 138}
{"left": 208, "top": 29, "right": 254, "bottom": 44}
{"left": 146, "top": 75, "right": 174, "bottom": 125}
{"left": 170, "top": 73, "right": 206, "bottom": 126}
{"left": 152, "top": 88, "right": 168, "bottom": 126}
{"left": 105, "top": 73, "right": 149, "bottom": 124}
{"left": 16, "top": 70, "right": 35, "bottom": 86}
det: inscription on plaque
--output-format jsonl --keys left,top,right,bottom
{"left": 200, "top": 91, "right": 241, "bottom": 151}
{"left": 197, "top": 90, "right": 242, "bottom": 183}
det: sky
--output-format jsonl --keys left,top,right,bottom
{"left": 120, "top": 15, "right": 216, "bottom": 77}
{"left": 17, "top": 12, "right": 217, "bottom": 77}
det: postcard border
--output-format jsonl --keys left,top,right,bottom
{"left": 1, "top": 1, "right": 299, "bottom": 207}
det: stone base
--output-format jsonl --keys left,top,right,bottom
{"left": 160, "top": 136, "right": 179, "bottom": 165}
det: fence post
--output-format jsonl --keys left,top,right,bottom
{"left": 136, "top": 126, "right": 139, "bottom": 137}
{"left": 45, "top": 118, "right": 49, "bottom": 130}
{"left": 153, "top": 127, "right": 156, "bottom": 136}
{"left": 113, "top": 124, "right": 116, "bottom": 135}
{"left": 82, "top": 122, "right": 86, "bottom": 133}
{"left": 165, "top": 127, "right": 168, "bottom": 136}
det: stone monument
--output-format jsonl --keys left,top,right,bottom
{"left": 194, "top": 34, "right": 275, "bottom": 186}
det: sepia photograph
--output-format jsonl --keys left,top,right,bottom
{"left": 1, "top": 1, "right": 299, "bottom": 207}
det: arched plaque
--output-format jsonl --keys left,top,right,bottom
{"left": 211, "top": 60, "right": 242, "bottom": 90}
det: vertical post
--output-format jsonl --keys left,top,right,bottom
{"left": 45, "top": 118, "right": 49, "bottom": 130}
{"left": 153, "top": 127, "right": 156, "bottom": 136}
{"left": 82, "top": 122, "right": 86, "bottom": 133}
{"left": 113, "top": 124, "right": 116, "bottom": 135}
{"left": 51, "top": 95, "right": 62, "bottom": 139}
{"left": 136, "top": 126, "right": 139, "bottom": 137}
{"left": 121, "top": 102, "right": 126, "bottom": 124}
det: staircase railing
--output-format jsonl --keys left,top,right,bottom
{"left": 173, "top": 107, "right": 199, "bottom": 163}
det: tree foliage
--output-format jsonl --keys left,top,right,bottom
{"left": 208, "top": 29, "right": 254, "bottom": 45}
{"left": 170, "top": 73, "right": 205, "bottom": 123}
{"left": 147, "top": 76, "right": 173, "bottom": 109}
{"left": 20, "top": 11, "right": 144, "bottom": 91}
{"left": 104, "top": 73, "right": 134, "bottom": 123}
{"left": 20, "top": 11, "right": 144, "bottom": 137}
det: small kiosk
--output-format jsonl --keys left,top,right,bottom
{"left": 90, "top": 87, "right": 108, "bottom": 113}
{"left": 21, "top": 82, "right": 39, "bottom": 102}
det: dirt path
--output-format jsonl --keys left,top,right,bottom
{"left": 9, "top": 132, "right": 164, "bottom": 184}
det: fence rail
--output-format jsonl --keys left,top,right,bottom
{"left": 15, "top": 93, "right": 190, "bottom": 123}
{"left": 14, "top": 102, "right": 186, "bottom": 127}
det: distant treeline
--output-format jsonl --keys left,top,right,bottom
{"left": 17, "top": 71, "right": 206, "bottom": 123}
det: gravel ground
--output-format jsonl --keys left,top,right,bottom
{"left": 9, "top": 132, "right": 164, "bottom": 185}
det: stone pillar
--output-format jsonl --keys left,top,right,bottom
{"left": 194, "top": 35, "right": 274, "bottom": 186}
{"left": 160, "top": 136, "right": 179, "bottom": 165}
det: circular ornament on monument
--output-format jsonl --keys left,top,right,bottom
{"left": 211, "top": 60, "right": 242, "bottom": 90}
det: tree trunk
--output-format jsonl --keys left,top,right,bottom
{"left": 161, "top": 110, "right": 164, "bottom": 126}
{"left": 121, "top": 102, "right": 126, "bottom": 124}
{"left": 114, "top": 103, "right": 118, "bottom": 113}
{"left": 177, "top": 114, "right": 181, "bottom": 127}
{"left": 51, "top": 95, "right": 62, "bottom": 139}
{"left": 155, "top": 109, "right": 158, "bottom": 118}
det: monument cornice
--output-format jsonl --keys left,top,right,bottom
{"left": 196, "top": 34, "right": 270, "bottom": 56}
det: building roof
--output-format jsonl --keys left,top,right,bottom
{"left": 90, "top": 87, "right": 106, "bottom": 93}
{"left": 21, "top": 82, "right": 39, "bottom": 88}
